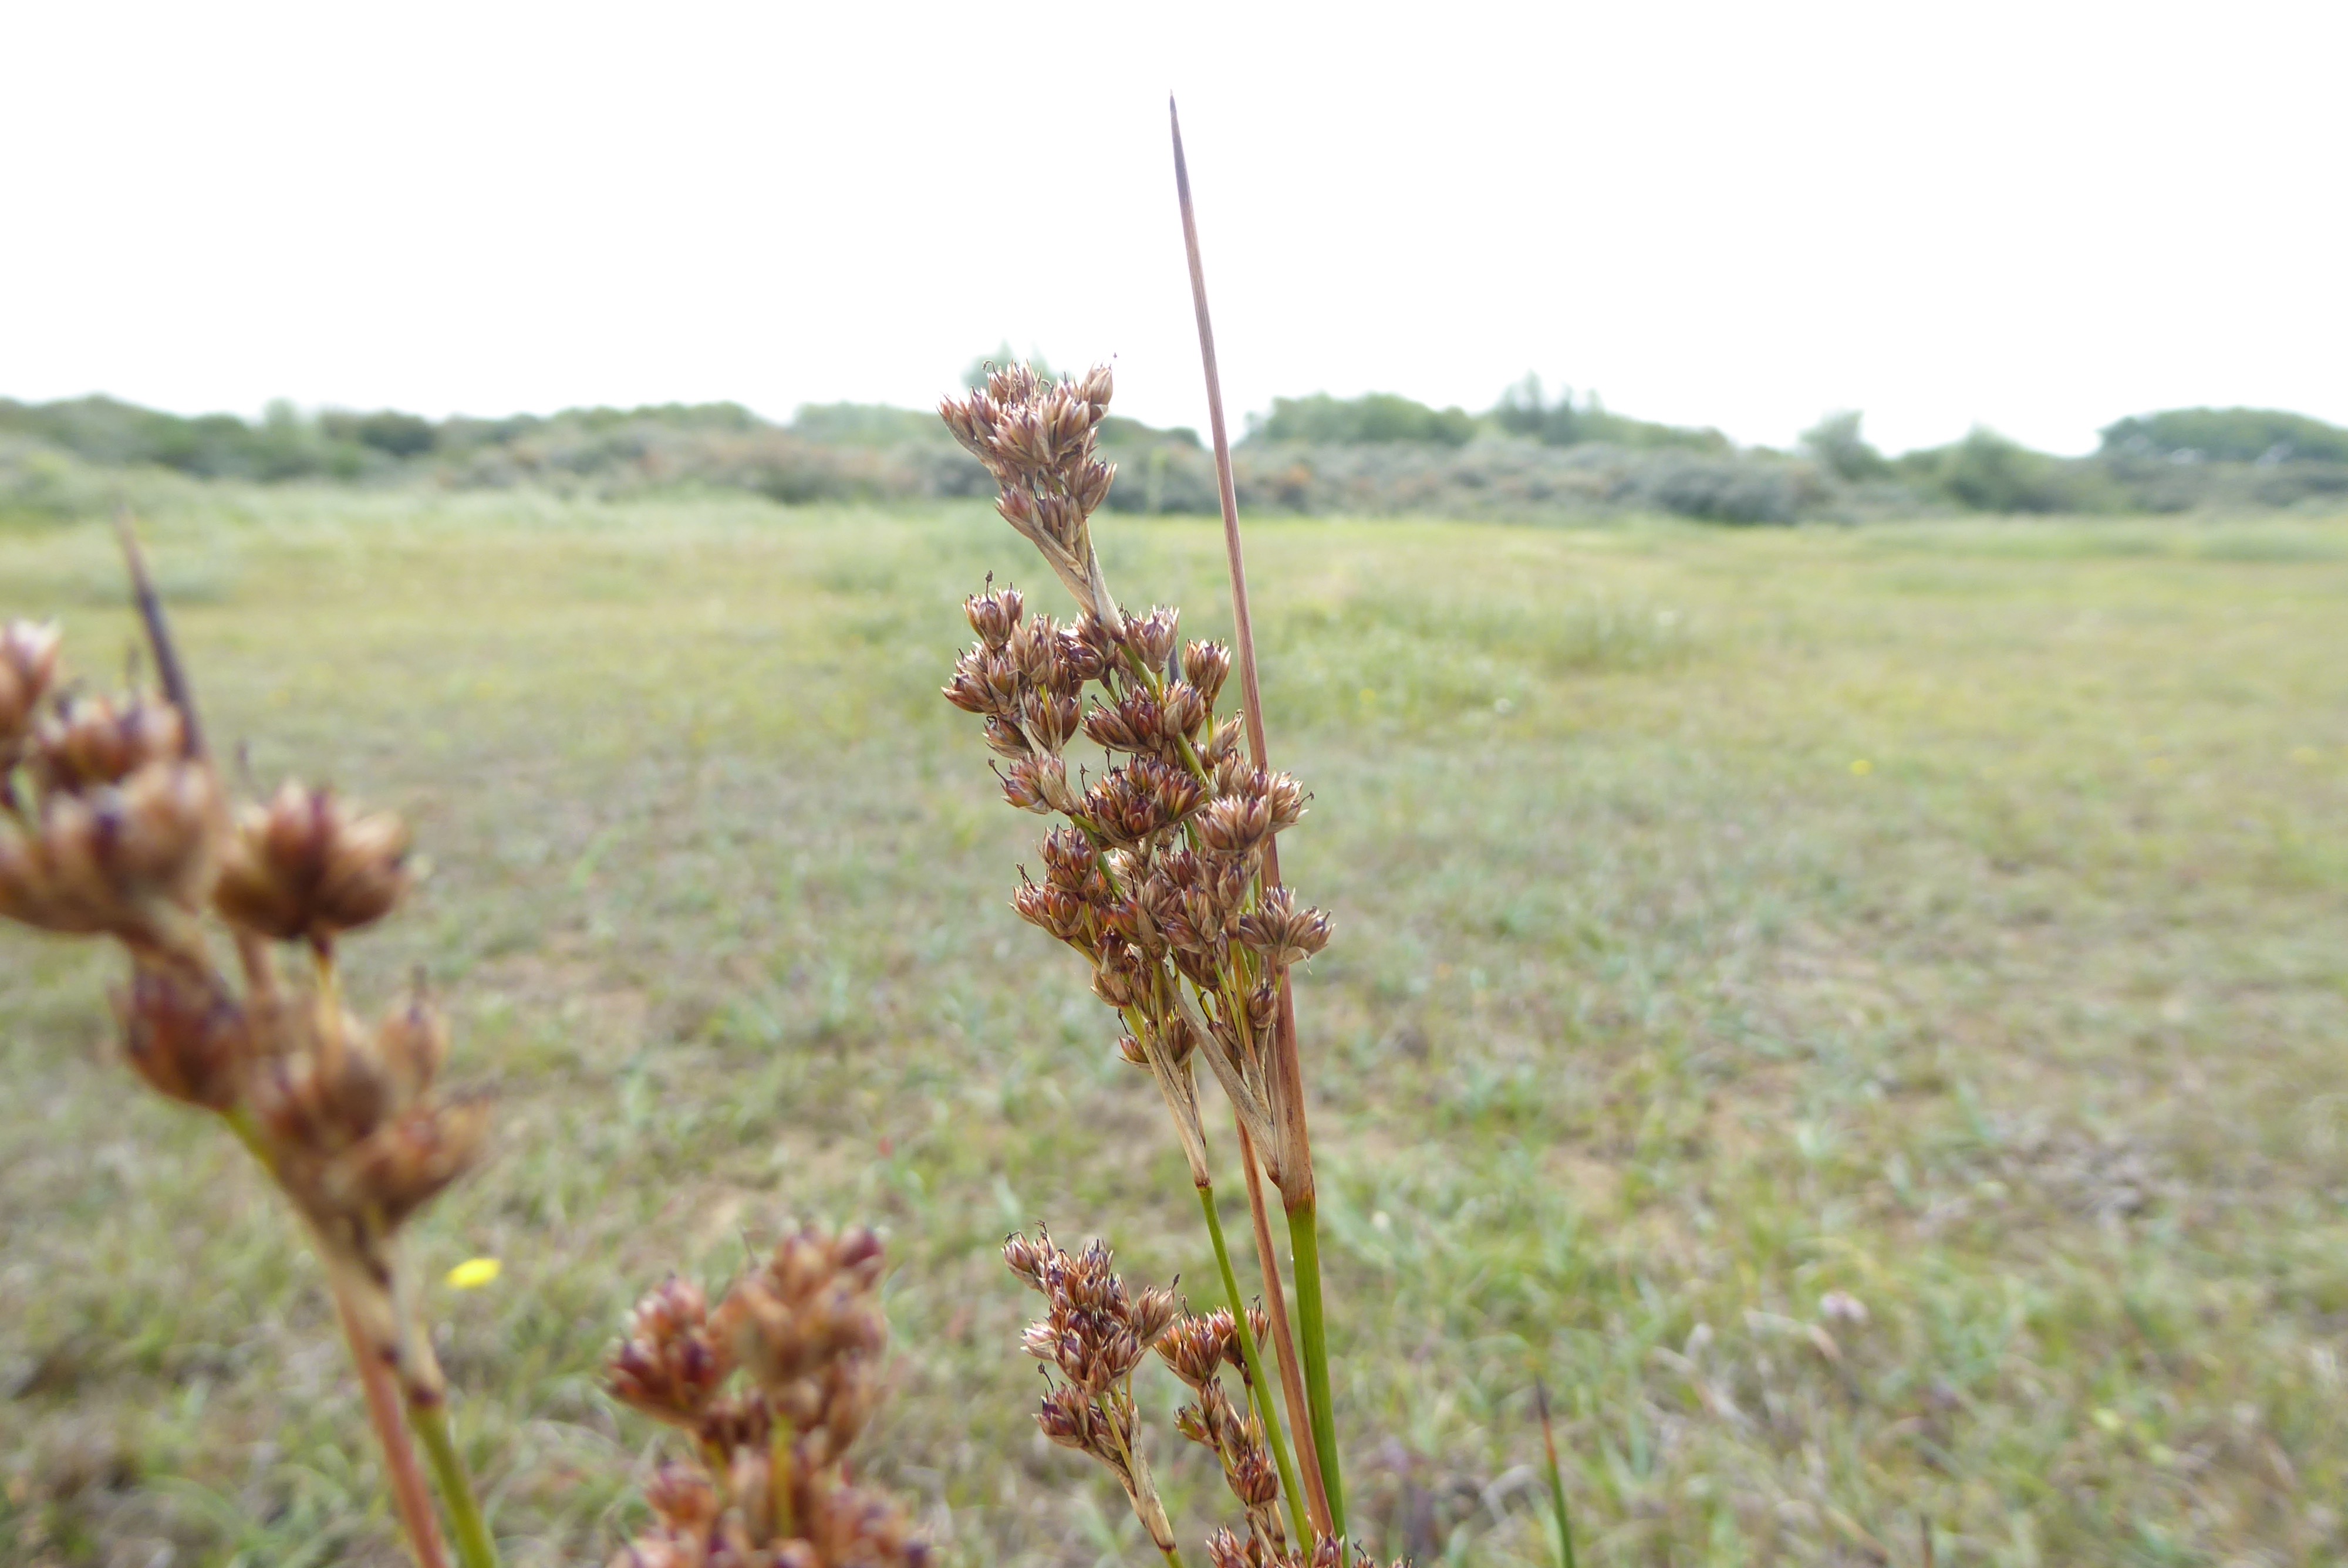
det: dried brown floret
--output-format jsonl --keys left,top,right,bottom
{"left": 963, "top": 583, "right": 1024, "bottom": 648}
{"left": 1182, "top": 640, "right": 1233, "bottom": 706}
{"left": 0, "top": 760, "right": 221, "bottom": 938}
{"left": 0, "top": 620, "right": 62, "bottom": 748}
{"left": 32, "top": 691, "right": 187, "bottom": 791}
{"left": 609, "top": 1275, "right": 732, "bottom": 1428}
{"left": 1236, "top": 888, "right": 1332, "bottom": 968}
{"left": 213, "top": 782, "right": 410, "bottom": 946}
{"left": 113, "top": 958, "right": 250, "bottom": 1109}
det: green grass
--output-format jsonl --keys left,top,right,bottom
{"left": 3, "top": 492, "right": 2346, "bottom": 1567}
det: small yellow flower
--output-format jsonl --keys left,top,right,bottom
{"left": 1849, "top": 758, "right": 1873, "bottom": 776}
{"left": 446, "top": 1257, "right": 502, "bottom": 1290}
{"left": 2290, "top": 745, "right": 2321, "bottom": 765}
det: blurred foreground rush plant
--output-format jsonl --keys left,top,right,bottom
{"left": 604, "top": 1227, "right": 930, "bottom": 1568}
{"left": 0, "top": 539, "right": 932, "bottom": 1568}
{"left": 0, "top": 547, "right": 496, "bottom": 1568}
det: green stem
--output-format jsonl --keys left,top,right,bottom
{"left": 1546, "top": 1451, "right": 1578, "bottom": 1568}
{"left": 1197, "top": 1184, "right": 1310, "bottom": 1549}
{"left": 408, "top": 1397, "right": 498, "bottom": 1568}
{"left": 1286, "top": 1199, "right": 1345, "bottom": 1539}
{"left": 1535, "top": 1380, "right": 1577, "bottom": 1568}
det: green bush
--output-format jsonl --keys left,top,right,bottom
{"left": 1904, "top": 429, "right": 2121, "bottom": 515}
{"left": 1487, "top": 375, "right": 1728, "bottom": 454}
{"left": 2100, "top": 407, "right": 2348, "bottom": 464}
{"left": 1249, "top": 391, "right": 1479, "bottom": 447}
{"left": 321, "top": 410, "right": 436, "bottom": 458}
{"left": 1635, "top": 452, "right": 1806, "bottom": 524}
{"left": 788, "top": 403, "right": 946, "bottom": 447}
{"left": 1800, "top": 411, "right": 1890, "bottom": 481}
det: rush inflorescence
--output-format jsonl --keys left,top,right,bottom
{"left": 942, "top": 363, "right": 1355, "bottom": 1556}
{"left": 0, "top": 567, "right": 494, "bottom": 1568}
{"left": 606, "top": 1225, "right": 929, "bottom": 1568}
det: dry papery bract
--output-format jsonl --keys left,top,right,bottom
{"left": 604, "top": 1225, "right": 927, "bottom": 1568}
{"left": 943, "top": 364, "right": 1382, "bottom": 1566}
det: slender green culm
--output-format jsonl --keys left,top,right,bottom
{"left": 410, "top": 1398, "right": 499, "bottom": 1568}
{"left": 1534, "top": 1380, "right": 1578, "bottom": 1568}
{"left": 1286, "top": 1200, "right": 1345, "bottom": 1536}
{"left": 1199, "top": 1184, "right": 1311, "bottom": 1547}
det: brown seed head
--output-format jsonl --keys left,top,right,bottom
{"left": 373, "top": 991, "right": 450, "bottom": 1107}
{"left": 1199, "top": 715, "right": 1244, "bottom": 772}
{"left": 998, "top": 755, "right": 1064, "bottom": 815}
{"left": 1075, "top": 363, "right": 1114, "bottom": 415}
{"left": 799, "top": 1476, "right": 934, "bottom": 1568}
{"left": 982, "top": 715, "right": 1028, "bottom": 759}
{"left": 1181, "top": 641, "right": 1232, "bottom": 707}
{"left": 0, "top": 620, "right": 63, "bottom": 748}
{"left": 1017, "top": 691, "right": 1082, "bottom": 753}
{"left": 609, "top": 1275, "right": 731, "bottom": 1427}
{"left": 1089, "top": 938, "right": 1152, "bottom": 1008}
{"left": 1260, "top": 771, "right": 1307, "bottom": 830}
{"left": 113, "top": 959, "right": 249, "bottom": 1109}
{"left": 33, "top": 692, "right": 187, "bottom": 791}
{"left": 0, "top": 762, "right": 221, "bottom": 937}
{"left": 1037, "top": 827, "right": 1101, "bottom": 894}
{"left": 1129, "top": 606, "right": 1180, "bottom": 671}
{"left": 1011, "top": 877, "right": 1092, "bottom": 946}
{"left": 963, "top": 583, "right": 1024, "bottom": 649}
{"left": 711, "top": 1226, "right": 889, "bottom": 1439}
{"left": 1036, "top": 1381, "right": 1106, "bottom": 1458}
{"left": 248, "top": 1006, "right": 389, "bottom": 1156}
{"left": 1129, "top": 1283, "right": 1179, "bottom": 1346}
{"left": 331, "top": 1094, "right": 491, "bottom": 1229}
{"left": 1155, "top": 1311, "right": 1229, "bottom": 1388}
{"left": 642, "top": 1461, "right": 720, "bottom": 1534}
{"left": 1236, "top": 887, "right": 1332, "bottom": 967}
{"left": 214, "top": 782, "right": 411, "bottom": 945}
{"left": 943, "top": 646, "right": 1017, "bottom": 718}
{"left": 1160, "top": 681, "right": 1210, "bottom": 744}
{"left": 1071, "top": 458, "right": 1116, "bottom": 517}
{"left": 1197, "top": 792, "right": 1273, "bottom": 857}
{"left": 1003, "top": 1229, "right": 1050, "bottom": 1292}
{"left": 1205, "top": 1530, "right": 1255, "bottom": 1568}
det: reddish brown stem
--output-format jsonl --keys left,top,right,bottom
{"left": 1169, "top": 96, "right": 1317, "bottom": 1209}
{"left": 335, "top": 1283, "right": 453, "bottom": 1568}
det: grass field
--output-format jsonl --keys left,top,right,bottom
{"left": 3, "top": 493, "right": 2346, "bottom": 1567}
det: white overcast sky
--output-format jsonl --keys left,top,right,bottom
{"left": 3, "top": 1, "right": 2340, "bottom": 456}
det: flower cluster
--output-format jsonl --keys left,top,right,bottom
{"left": 1003, "top": 1229, "right": 1182, "bottom": 1555}
{"left": 0, "top": 622, "right": 216, "bottom": 948}
{"left": 939, "top": 367, "right": 1332, "bottom": 1197}
{"left": 0, "top": 619, "right": 486, "bottom": 1391}
{"left": 939, "top": 363, "right": 1118, "bottom": 620}
{"left": 1160, "top": 1307, "right": 1288, "bottom": 1554}
{"left": 608, "top": 1226, "right": 927, "bottom": 1568}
